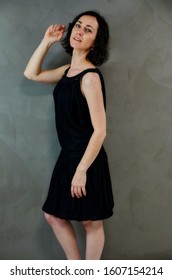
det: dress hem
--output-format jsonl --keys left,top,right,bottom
{"left": 42, "top": 208, "right": 114, "bottom": 222}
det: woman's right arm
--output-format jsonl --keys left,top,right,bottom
{"left": 24, "top": 25, "right": 70, "bottom": 83}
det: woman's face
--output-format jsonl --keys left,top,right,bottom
{"left": 70, "top": 15, "right": 98, "bottom": 53}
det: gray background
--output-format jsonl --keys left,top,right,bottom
{"left": 0, "top": 0, "right": 172, "bottom": 260}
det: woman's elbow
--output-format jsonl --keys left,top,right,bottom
{"left": 102, "top": 129, "right": 107, "bottom": 140}
{"left": 95, "top": 129, "right": 106, "bottom": 142}
{"left": 24, "top": 70, "right": 38, "bottom": 81}
{"left": 24, "top": 70, "right": 32, "bottom": 80}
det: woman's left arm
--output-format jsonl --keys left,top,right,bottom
{"left": 71, "top": 72, "right": 106, "bottom": 198}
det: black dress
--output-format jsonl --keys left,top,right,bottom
{"left": 42, "top": 67, "right": 114, "bottom": 221}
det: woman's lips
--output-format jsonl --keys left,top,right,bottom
{"left": 73, "top": 37, "right": 82, "bottom": 42}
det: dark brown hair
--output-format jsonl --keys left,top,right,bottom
{"left": 61, "top": 10, "right": 109, "bottom": 66}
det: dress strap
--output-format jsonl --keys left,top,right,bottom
{"left": 64, "top": 67, "right": 102, "bottom": 80}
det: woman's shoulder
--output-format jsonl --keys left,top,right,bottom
{"left": 82, "top": 67, "right": 104, "bottom": 84}
{"left": 82, "top": 70, "right": 100, "bottom": 81}
{"left": 81, "top": 67, "right": 106, "bottom": 97}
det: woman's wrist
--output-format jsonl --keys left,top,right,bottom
{"left": 41, "top": 38, "right": 53, "bottom": 49}
{"left": 76, "top": 165, "right": 87, "bottom": 173}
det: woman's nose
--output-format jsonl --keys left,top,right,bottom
{"left": 77, "top": 29, "right": 84, "bottom": 36}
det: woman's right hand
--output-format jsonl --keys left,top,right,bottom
{"left": 43, "top": 24, "right": 66, "bottom": 45}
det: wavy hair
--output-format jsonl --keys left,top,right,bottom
{"left": 61, "top": 10, "right": 109, "bottom": 66}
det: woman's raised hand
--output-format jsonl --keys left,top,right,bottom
{"left": 44, "top": 24, "right": 66, "bottom": 45}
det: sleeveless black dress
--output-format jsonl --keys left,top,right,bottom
{"left": 42, "top": 67, "right": 114, "bottom": 221}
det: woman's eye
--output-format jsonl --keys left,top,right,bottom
{"left": 75, "top": 23, "right": 92, "bottom": 33}
{"left": 85, "top": 28, "right": 92, "bottom": 33}
{"left": 75, "top": 23, "right": 80, "bottom": 28}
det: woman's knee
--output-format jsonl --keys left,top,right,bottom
{"left": 82, "top": 220, "right": 103, "bottom": 232}
{"left": 44, "top": 212, "right": 55, "bottom": 225}
{"left": 44, "top": 212, "right": 67, "bottom": 227}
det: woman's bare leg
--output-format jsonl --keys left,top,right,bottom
{"left": 44, "top": 213, "right": 81, "bottom": 260}
{"left": 82, "top": 220, "right": 105, "bottom": 260}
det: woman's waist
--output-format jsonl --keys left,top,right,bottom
{"left": 60, "top": 145, "right": 105, "bottom": 158}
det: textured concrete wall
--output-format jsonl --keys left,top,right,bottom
{"left": 0, "top": 0, "right": 172, "bottom": 259}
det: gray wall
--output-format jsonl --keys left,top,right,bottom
{"left": 0, "top": 0, "right": 172, "bottom": 260}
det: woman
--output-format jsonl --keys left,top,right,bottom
{"left": 24, "top": 10, "right": 114, "bottom": 260}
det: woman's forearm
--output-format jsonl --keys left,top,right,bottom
{"left": 77, "top": 129, "right": 106, "bottom": 173}
{"left": 24, "top": 25, "right": 66, "bottom": 81}
{"left": 24, "top": 39, "right": 51, "bottom": 80}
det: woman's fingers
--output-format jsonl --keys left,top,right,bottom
{"left": 71, "top": 185, "right": 86, "bottom": 198}
{"left": 71, "top": 170, "right": 87, "bottom": 198}
{"left": 45, "top": 24, "right": 66, "bottom": 42}
{"left": 51, "top": 24, "right": 66, "bottom": 34}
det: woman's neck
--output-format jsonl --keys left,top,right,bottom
{"left": 70, "top": 50, "right": 92, "bottom": 70}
